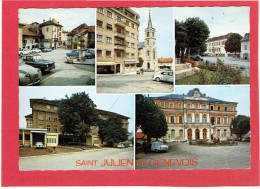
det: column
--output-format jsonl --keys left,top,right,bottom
{"left": 207, "top": 128, "right": 211, "bottom": 141}
{"left": 184, "top": 112, "right": 187, "bottom": 123}
{"left": 30, "top": 133, "right": 33, "bottom": 148}
{"left": 192, "top": 113, "right": 195, "bottom": 123}
{"left": 192, "top": 129, "right": 195, "bottom": 140}
{"left": 114, "top": 65, "right": 116, "bottom": 74}
{"left": 185, "top": 129, "right": 188, "bottom": 140}
{"left": 44, "top": 134, "right": 47, "bottom": 147}
{"left": 22, "top": 130, "right": 25, "bottom": 145}
{"left": 207, "top": 113, "right": 210, "bottom": 123}
{"left": 200, "top": 113, "right": 202, "bottom": 123}
{"left": 200, "top": 129, "right": 203, "bottom": 139}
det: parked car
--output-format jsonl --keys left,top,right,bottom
{"left": 31, "top": 48, "right": 42, "bottom": 53}
{"left": 117, "top": 143, "right": 125, "bottom": 148}
{"left": 152, "top": 70, "right": 173, "bottom": 83}
{"left": 19, "top": 58, "right": 42, "bottom": 86}
{"left": 66, "top": 50, "right": 94, "bottom": 59}
{"left": 21, "top": 54, "right": 55, "bottom": 73}
{"left": 151, "top": 141, "right": 169, "bottom": 152}
{"left": 85, "top": 49, "right": 95, "bottom": 58}
{"left": 19, "top": 48, "right": 31, "bottom": 55}
{"left": 35, "top": 142, "right": 44, "bottom": 149}
{"left": 190, "top": 55, "right": 203, "bottom": 61}
{"left": 42, "top": 48, "right": 53, "bottom": 52}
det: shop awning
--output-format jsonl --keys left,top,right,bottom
{"left": 97, "top": 62, "right": 118, "bottom": 66}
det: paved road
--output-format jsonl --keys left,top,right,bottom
{"left": 97, "top": 72, "right": 174, "bottom": 93}
{"left": 19, "top": 147, "right": 134, "bottom": 170}
{"left": 136, "top": 142, "right": 250, "bottom": 170}
{"left": 38, "top": 48, "right": 95, "bottom": 86}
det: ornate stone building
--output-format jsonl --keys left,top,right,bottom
{"left": 152, "top": 88, "right": 237, "bottom": 142}
{"left": 138, "top": 10, "right": 158, "bottom": 70}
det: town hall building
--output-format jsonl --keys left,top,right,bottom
{"left": 152, "top": 88, "right": 237, "bottom": 142}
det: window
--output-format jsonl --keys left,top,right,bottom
{"left": 126, "top": 31, "right": 130, "bottom": 36}
{"left": 47, "top": 125, "right": 51, "bottom": 132}
{"left": 116, "top": 16, "right": 122, "bottom": 21}
{"left": 97, "top": 8, "right": 103, "bottom": 14}
{"left": 39, "top": 123, "right": 43, "bottom": 129}
{"left": 225, "top": 106, "right": 228, "bottom": 111}
{"left": 131, "top": 23, "right": 135, "bottom": 29}
{"left": 170, "top": 103, "right": 174, "bottom": 108}
{"left": 47, "top": 27, "right": 49, "bottom": 32}
{"left": 131, "top": 33, "right": 135, "bottom": 38}
{"left": 152, "top": 32, "right": 154, "bottom": 37}
{"left": 19, "top": 134, "right": 23, "bottom": 140}
{"left": 107, "top": 11, "right": 112, "bottom": 18}
{"left": 217, "top": 129, "right": 220, "bottom": 137}
{"left": 203, "top": 104, "right": 206, "bottom": 109}
{"left": 39, "top": 112, "right": 43, "bottom": 120}
{"left": 203, "top": 115, "right": 207, "bottom": 123}
{"left": 187, "top": 103, "right": 191, "bottom": 109}
{"left": 93, "top": 140, "right": 100, "bottom": 144}
{"left": 54, "top": 106, "right": 58, "bottom": 110}
{"left": 223, "top": 129, "right": 227, "bottom": 137}
{"left": 147, "top": 40, "right": 149, "bottom": 45}
{"left": 217, "top": 117, "right": 221, "bottom": 124}
{"left": 161, "top": 102, "right": 165, "bottom": 108}
{"left": 178, "top": 104, "right": 182, "bottom": 109}
{"left": 195, "top": 114, "right": 200, "bottom": 123}
{"left": 231, "top": 107, "right": 234, "bottom": 111}
{"left": 179, "top": 129, "right": 184, "bottom": 139}
{"left": 54, "top": 114, "right": 58, "bottom": 121}
{"left": 179, "top": 115, "right": 183, "bottom": 123}
{"left": 97, "top": 34, "right": 102, "bottom": 42}
{"left": 231, "top": 117, "right": 234, "bottom": 124}
{"left": 46, "top": 105, "right": 50, "bottom": 109}
{"left": 147, "top": 32, "right": 149, "bottom": 37}
{"left": 196, "top": 104, "right": 199, "bottom": 109}
{"left": 244, "top": 45, "right": 247, "bottom": 50}
{"left": 97, "top": 20, "right": 103, "bottom": 28}
{"left": 106, "top": 24, "right": 113, "bottom": 31}
{"left": 187, "top": 114, "right": 192, "bottom": 123}
{"left": 131, "top": 43, "right": 135, "bottom": 48}
{"left": 126, "top": 20, "right": 129, "bottom": 26}
{"left": 211, "top": 117, "right": 215, "bottom": 125}
{"left": 39, "top": 104, "right": 44, "bottom": 108}
{"left": 106, "top": 37, "right": 112, "bottom": 44}
{"left": 131, "top": 53, "right": 135, "bottom": 58}
{"left": 106, "top": 51, "right": 112, "bottom": 57}
{"left": 126, "top": 53, "right": 130, "bottom": 58}
{"left": 210, "top": 105, "right": 214, "bottom": 110}
{"left": 54, "top": 125, "right": 58, "bottom": 133}
{"left": 116, "top": 51, "right": 122, "bottom": 58}
{"left": 218, "top": 106, "right": 221, "bottom": 111}
{"left": 171, "top": 129, "right": 175, "bottom": 139}
{"left": 126, "top": 42, "right": 129, "bottom": 47}
{"left": 224, "top": 117, "right": 228, "bottom": 124}
{"left": 46, "top": 114, "right": 51, "bottom": 121}
{"left": 170, "top": 115, "right": 174, "bottom": 123}
{"left": 97, "top": 50, "right": 102, "bottom": 57}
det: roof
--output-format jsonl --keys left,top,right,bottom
{"left": 147, "top": 10, "right": 153, "bottom": 28}
{"left": 138, "top": 41, "right": 145, "bottom": 49}
{"left": 158, "top": 58, "right": 173, "bottom": 63}
{"left": 25, "top": 114, "right": 33, "bottom": 118}
{"left": 96, "top": 109, "right": 130, "bottom": 119}
{"left": 136, "top": 132, "right": 147, "bottom": 139}
{"left": 67, "top": 23, "right": 93, "bottom": 36}
{"left": 39, "top": 18, "right": 62, "bottom": 27}
{"left": 22, "top": 24, "right": 42, "bottom": 37}
{"left": 206, "top": 33, "right": 233, "bottom": 43}
{"left": 241, "top": 33, "right": 250, "bottom": 42}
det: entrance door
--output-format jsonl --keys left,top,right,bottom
{"left": 188, "top": 129, "right": 192, "bottom": 140}
{"left": 203, "top": 129, "right": 207, "bottom": 139}
{"left": 147, "top": 62, "right": 150, "bottom": 69}
{"left": 195, "top": 129, "right": 200, "bottom": 139}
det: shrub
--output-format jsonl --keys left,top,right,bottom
{"left": 183, "top": 58, "right": 197, "bottom": 67}
{"left": 198, "top": 69, "right": 209, "bottom": 84}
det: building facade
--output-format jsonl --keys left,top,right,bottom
{"left": 240, "top": 33, "right": 250, "bottom": 60}
{"left": 96, "top": 8, "right": 140, "bottom": 74}
{"left": 19, "top": 99, "right": 129, "bottom": 147}
{"left": 20, "top": 23, "right": 42, "bottom": 50}
{"left": 138, "top": 10, "right": 158, "bottom": 70}
{"left": 157, "top": 58, "right": 173, "bottom": 70}
{"left": 152, "top": 88, "right": 237, "bottom": 142}
{"left": 205, "top": 33, "right": 233, "bottom": 57}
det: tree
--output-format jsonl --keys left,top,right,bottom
{"left": 184, "top": 17, "right": 210, "bottom": 58}
{"left": 224, "top": 33, "right": 242, "bottom": 55}
{"left": 175, "top": 20, "right": 188, "bottom": 60}
{"left": 98, "top": 115, "right": 128, "bottom": 147}
{"left": 231, "top": 115, "right": 250, "bottom": 140}
{"left": 136, "top": 95, "right": 168, "bottom": 143}
{"left": 58, "top": 92, "right": 99, "bottom": 145}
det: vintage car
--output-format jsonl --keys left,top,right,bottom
{"left": 152, "top": 70, "right": 173, "bottom": 83}
{"left": 19, "top": 48, "right": 31, "bottom": 55}
{"left": 35, "top": 142, "right": 44, "bottom": 149}
{"left": 19, "top": 58, "right": 42, "bottom": 86}
{"left": 31, "top": 48, "right": 42, "bottom": 53}
{"left": 66, "top": 50, "right": 93, "bottom": 59}
{"left": 85, "top": 49, "right": 95, "bottom": 58}
{"left": 42, "top": 48, "right": 53, "bottom": 52}
{"left": 21, "top": 54, "right": 55, "bottom": 73}
{"left": 151, "top": 141, "right": 169, "bottom": 153}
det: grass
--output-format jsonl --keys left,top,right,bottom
{"left": 176, "top": 69, "right": 250, "bottom": 85}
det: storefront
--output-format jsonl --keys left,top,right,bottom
{"left": 124, "top": 61, "right": 138, "bottom": 74}
{"left": 97, "top": 62, "right": 121, "bottom": 74}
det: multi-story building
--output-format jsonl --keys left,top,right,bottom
{"left": 61, "top": 29, "right": 69, "bottom": 46}
{"left": 205, "top": 33, "right": 233, "bottom": 57}
{"left": 18, "top": 23, "right": 25, "bottom": 50}
{"left": 19, "top": 99, "right": 129, "bottom": 147}
{"left": 96, "top": 8, "right": 140, "bottom": 74}
{"left": 151, "top": 88, "right": 237, "bottom": 142}
{"left": 20, "top": 23, "right": 42, "bottom": 50}
{"left": 138, "top": 10, "right": 158, "bottom": 70}
{"left": 39, "top": 18, "right": 63, "bottom": 49}
{"left": 240, "top": 33, "right": 250, "bottom": 60}
{"left": 157, "top": 58, "right": 173, "bottom": 70}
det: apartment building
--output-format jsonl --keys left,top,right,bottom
{"left": 96, "top": 8, "right": 140, "bottom": 74}
{"left": 241, "top": 33, "right": 250, "bottom": 60}
{"left": 19, "top": 99, "right": 129, "bottom": 147}
{"left": 152, "top": 88, "right": 237, "bottom": 142}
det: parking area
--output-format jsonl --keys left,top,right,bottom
{"left": 97, "top": 72, "right": 174, "bottom": 93}
{"left": 136, "top": 142, "right": 250, "bottom": 170}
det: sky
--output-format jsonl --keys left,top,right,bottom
{"left": 19, "top": 8, "right": 95, "bottom": 31}
{"left": 132, "top": 7, "right": 173, "bottom": 58}
{"left": 148, "top": 86, "right": 250, "bottom": 117}
{"left": 175, "top": 7, "right": 250, "bottom": 38}
{"left": 19, "top": 86, "right": 135, "bottom": 133}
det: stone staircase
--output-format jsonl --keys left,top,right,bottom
{"left": 175, "top": 63, "right": 200, "bottom": 80}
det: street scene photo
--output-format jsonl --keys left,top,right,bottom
{"left": 96, "top": 7, "right": 174, "bottom": 93}
{"left": 135, "top": 86, "right": 250, "bottom": 169}
{"left": 18, "top": 8, "right": 95, "bottom": 86}
{"left": 19, "top": 87, "right": 134, "bottom": 170}
{"left": 175, "top": 7, "right": 250, "bottom": 85}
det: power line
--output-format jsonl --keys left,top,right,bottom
{"left": 109, "top": 95, "right": 121, "bottom": 111}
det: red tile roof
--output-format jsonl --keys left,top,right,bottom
{"left": 67, "top": 24, "right": 95, "bottom": 36}
{"left": 158, "top": 58, "right": 173, "bottom": 63}
{"left": 22, "top": 24, "right": 42, "bottom": 37}
{"left": 136, "top": 132, "right": 147, "bottom": 139}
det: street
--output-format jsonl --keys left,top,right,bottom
{"left": 19, "top": 147, "right": 134, "bottom": 170}
{"left": 38, "top": 48, "right": 95, "bottom": 86}
{"left": 97, "top": 72, "right": 174, "bottom": 93}
{"left": 136, "top": 142, "right": 250, "bottom": 170}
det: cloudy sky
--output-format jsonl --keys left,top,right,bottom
{"left": 133, "top": 7, "right": 173, "bottom": 58}
{"left": 19, "top": 87, "right": 135, "bottom": 133}
{"left": 19, "top": 8, "right": 95, "bottom": 31}
{"left": 149, "top": 86, "right": 250, "bottom": 117}
{"left": 175, "top": 7, "right": 250, "bottom": 38}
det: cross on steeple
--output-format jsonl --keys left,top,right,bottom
{"left": 147, "top": 9, "right": 153, "bottom": 28}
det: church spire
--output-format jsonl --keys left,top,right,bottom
{"left": 147, "top": 9, "right": 153, "bottom": 28}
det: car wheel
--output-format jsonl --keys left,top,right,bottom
{"left": 156, "top": 77, "right": 160, "bottom": 82}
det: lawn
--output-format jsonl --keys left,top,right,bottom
{"left": 176, "top": 69, "right": 250, "bottom": 85}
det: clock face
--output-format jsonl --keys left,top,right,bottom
{"left": 194, "top": 91, "right": 200, "bottom": 98}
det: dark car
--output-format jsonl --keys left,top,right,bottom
{"left": 190, "top": 55, "right": 203, "bottom": 61}
{"left": 85, "top": 49, "right": 95, "bottom": 58}
{"left": 21, "top": 54, "right": 55, "bottom": 73}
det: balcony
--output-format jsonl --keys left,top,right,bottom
{"left": 115, "top": 19, "right": 126, "bottom": 27}
{"left": 114, "top": 31, "right": 126, "bottom": 39}
{"left": 114, "top": 43, "right": 126, "bottom": 50}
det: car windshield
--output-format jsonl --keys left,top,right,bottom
{"left": 33, "top": 56, "right": 44, "bottom": 61}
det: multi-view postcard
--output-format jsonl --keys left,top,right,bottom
{"left": 1, "top": 1, "right": 259, "bottom": 187}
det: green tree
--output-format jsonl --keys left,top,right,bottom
{"left": 136, "top": 95, "right": 168, "bottom": 143}
{"left": 224, "top": 33, "right": 242, "bottom": 55}
{"left": 175, "top": 20, "right": 188, "bottom": 60}
{"left": 184, "top": 17, "right": 210, "bottom": 58}
{"left": 98, "top": 115, "right": 128, "bottom": 147}
{"left": 58, "top": 92, "right": 99, "bottom": 145}
{"left": 231, "top": 115, "right": 250, "bottom": 140}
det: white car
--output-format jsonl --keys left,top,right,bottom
{"left": 152, "top": 70, "right": 173, "bottom": 83}
{"left": 35, "top": 142, "right": 44, "bottom": 149}
{"left": 19, "top": 48, "right": 31, "bottom": 55}
{"left": 151, "top": 141, "right": 169, "bottom": 152}
{"left": 31, "top": 48, "right": 42, "bottom": 53}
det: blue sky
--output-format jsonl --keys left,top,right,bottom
{"left": 133, "top": 7, "right": 173, "bottom": 58}
{"left": 148, "top": 86, "right": 250, "bottom": 117}
{"left": 19, "top": 87, "right": 135, "bottom": 133}
{"left": 175, "top": 7, "right": 250, "bottom": 38}
{"left": 19, "top": 8, "right": 95, "bottom": 31}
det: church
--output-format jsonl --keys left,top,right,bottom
{"left": 138, "top": 10, "right": 158, "bottom": 70}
